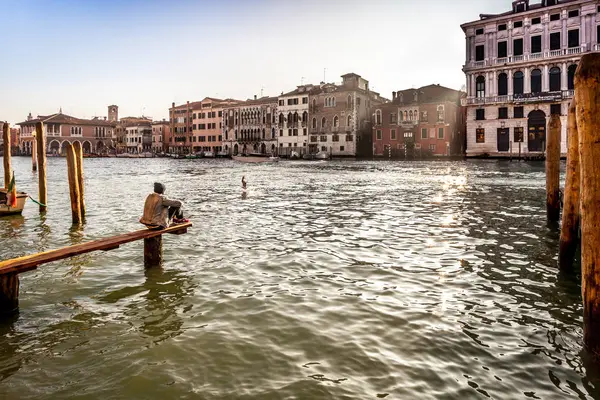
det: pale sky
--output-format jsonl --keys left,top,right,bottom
{"left": 0, "top": 0, "right": 510, "bottom": 125}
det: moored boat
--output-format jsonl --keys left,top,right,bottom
{"left": 0, "top": 189, "right": 28, "bottom": 216}
{"left": 290, "top": 151, "right": 300, "bottom": 160}
{"left": 315, "top": 151, "right": 330, "bottom": 160}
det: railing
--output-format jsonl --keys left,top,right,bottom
{"left": 595, "top": 44, "right": 600, "bottom": 51}
{"left": 465, "top": 46, "right": 587, "bottom": 69}
{"left": 466, "top": 90, "right": 574, "bottom": 105}
{"left": 400, "top": 120, "right": 418, "bottom": 126}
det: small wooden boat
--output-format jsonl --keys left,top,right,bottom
{"left": 0, "top": 189, "right": 28, "bottom": 216}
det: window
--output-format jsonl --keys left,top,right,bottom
{"left": 476, "top": 28, "right": 484, "bottom": 35}
{"left": 514, "top": 106, "right": 524, "bottom": 118}
{"left": 531, "top": 35, "right": 542, "bottom": 54}
{"left": 531, "top": 69, "right": 542, "bottom": 93}
{"left": 303, "top": 128, "right": 307, "bottom": 136}
{"left": 568, "top": 29, "right": 579, "bottom": 48}
{"left": 514, "top": 127, "right": 524, "bottom": 142}
{"left": 375, "top": 110, "right": 382, "bottom": 125}
{"left": 302, "top": 97, "right": 308, "bottom": 104}
{"left": 532, "top": 17, "right": 541, "bottom": 25}
{"left": 475, "top": 45, "right": 485, "bottom": 61}
{"left": 347, "top": 115, "right": 352, "bottom": 127}
{"left": 568, "top": 10, "right": 579, "bottom": 18}
{"left": 278, "top": 100, "right": 284, "bottom": 106}
{"left": 498, "top": 107, "right": 508, "bottom": 119}
{"left": 476, "top": 109, "right": 485, "bottom": 120}
{"left": 513, "top": 38, "right": 523, "bottom": 56}
{"left": 332, "top": 134, "right": 339, "bottom": 142}
{"left": 549, "top": 67, "right": 561, "bottom": 91}
{"left": 437, "top": 107, "right": 444, "bottom": 122}
{"left": 421, "top": 128, "right": 428, "bottom": 139}
{"left": 340, "top": 146, "right": 345, "bottom": 152}
{"left": 513, "top": 71, "right": 524, "bottom": 94}
{"left": 346, "top": 135, "right": 353, "bottom": 142}
{"left": 218, "top": 111, "right": 222, "bottom": 117}
{"left": 498, "top": 41, "right": 507, "bottom": 58}
{"left": 437, "top": 128, "right": 444, "bottom": 139}
{"left": 476, "top": 128, "right": 485, "bottom": 143}
{"left": 498, "top": 24, "right": 507, "bottom": 31}
{"left": 320, "top": 135, "right": 327, "bottom": 142}
{"left": 376, "top": 130, "right": 382, "bottom": 140}
{"left": 390, "top": 113, "right": 397, "bottom": 124}
{"left": 321, "top": 117, "right": 327, "bottom": 129}
{"left": 476, "top": 76, "right": 485, "bottom": 98}
{"left": 551, "top": 104, "right": 561, "bottom": 115}
{"left": 391, "top": 129, "right": 397, "bottom": 140}
{"left": 312, "top": 118, "right": 317, "bottom": 129}
{"left": 568, "top": 64, "right": 577, "bottom": 90}
{"left": 550, "top": 13, "right": 560, "bottom": 21}
{"left": 498, "top": 73, "right": 508, "bottom": 96}
{"left": 280, "top": 130, "right": 283, "bottom": 137}
{"left": 514, "top": 21, "right": 523, "bottom": 28}
{"left": 550, "top": 32, "right": 561, "bottom": 50}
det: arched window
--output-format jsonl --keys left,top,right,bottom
{"left": 531, "top": 69, "right": 542, "bottom": 93}
{"left": 262, "top": 128, "right": 265, "bottom": 139}
{"left": 375, "top": 110, "right": 382, "bottom": 124}
{"left": 347, "top": 95, "right": 352, "bottom": 109}
{"left": 476, "top": 75, "right": 485, "bottom": 98}
{"left": 409, "top": 110, "right": 413, "bottom": 121}
{"left": 279, "top": 113, "right": 284, "bottom": 124}
{"left": 271, "top": 127, "right": 275, "bottom": 139}
{"left": 333, "top": 116, "right": 339, "bottom": 127}
{"left": 404, "top": 111, "right": 408, "bottom": 120}
{"left": 549, "top": 67, "right": 561, "bottom": 92}
{"left": 293, "top": 112, "right": 299, "bottom": 123}
{"left": 513, "top": 71, "right": 524, "bottom": 95}
{"left": 399, "top": 111, "right": 403, "bottom": 121}
{"left": 312, "top": 99, "right": 316, "bottom": 110}
{"left": 287, "top": 112, "right": 292, "bottom": 126}
{"left": 568, "top": 64, "right": 577, "bottom": 90}
{"left": 498, "top": 73, "right": 508, "bottom": 96}
{"left": 321, "top": 117, "right": 326, "bottom": 129}
{"left": 414, "top": 110, "right": 418, "bottom": 121}
{"left": 312, "top": 118, "right": 317, "bottom": 129}
{"left": 302, "top": 111, "right": 308, "bottom": 122}
{"left": 347, "top": 115, "right": 352, "bottom": 127}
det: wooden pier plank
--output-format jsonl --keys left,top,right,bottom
{"left": 0, "top": 222, "right": 192, "bottom": 275}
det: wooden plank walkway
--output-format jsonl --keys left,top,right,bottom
{"left": 0, "top": 222, "right": 192, "bottom": 275}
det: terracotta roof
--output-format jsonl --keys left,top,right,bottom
{"left": 17, "top": 113, "right": 115, "bottom": 127}
{"left": 280, "top": 85, "right": 316, "bottom": 97}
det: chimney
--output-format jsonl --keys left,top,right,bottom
{"left": 392, "top": 91, "right": 397, "bottom": 100}
{"left": 104, "top": 116, "right": 107, "bottom": 121}
{"left": 254, "top": 95, "right": 257, "bottom": 100}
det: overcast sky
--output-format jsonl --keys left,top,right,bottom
{"left": 0, "top": 0, "right": 510, "bottom": 124}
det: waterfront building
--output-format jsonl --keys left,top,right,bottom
{"left": 276, "top": 85, "right": 312, "bottom": 156}
{"left": 191, "top": 98, "right": 238, "bottom": 154}
{"left": 169, "top": 101, "right": 194, "bottom": 154}
{"left": 308, "top": 73, "right": 384, "bottom": 157}
{"left": 0, "top": 126, "right": 20, "bottom": 154}
{"left": 222, "top": 96, "right": 278, "bottom": 155}
{"left": 152, "top": 120, "right": 169, "bottom": 153}
{"left": 17, "top": 110, "right": 116, "bottom": 155}
{"left": 115, "top": 114, "right": 152, "bottom": 154}
{"left": 461, "top": 0, "right": 600, "bottom": 157}
{"left": 372, "top": 85, "right": 466, "bottom": 157}
{"left": 124, "top": 122, "right": 152, "bottom": 154}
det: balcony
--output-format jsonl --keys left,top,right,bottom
{"left": 465, "top": 90, "right": 573, "bottom": 105}
{"left": 399, "top": 120, "right": 418, "bottom": 126}
{"left": 595, "top": 44, "right": 600, "bottom": 51}
{"left": 464, "top": 46, "right": 589, "bottom": 69}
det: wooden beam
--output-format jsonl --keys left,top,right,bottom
{"left": 3, "top": 122, "right": 10, "bottom": 189}
{"left": 0, "top": 222, "right": 192, "bottom": 275}
{"left": 575, "top": 53, "right": 600, "bottom": 357}
{"left": 66, "top": 143, "right": 82, "bottom": 224}
{"left": 35, "top": 122, "right": 47, "bottom": 212}
{"left": 73, "top": 141, "right": 85, "bottom": 219}
{"left": 559, "top": 99, "right": 580, "bottom": 271}
{"left": 546, "top": 114, "right": 561, "bottom": 222}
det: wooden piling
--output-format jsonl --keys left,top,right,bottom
{"left": 73, "top": 141, "right": 85, "bottom": 219}
{"left": 575, "top": 53, "right": 600, "bottom": 357}
{"left": 32, "top": 139, "right": 37, "bottom": 172}
{"left": 35, "top": 122, "right": 47, "bottom": 212}
{"left": 559, "top": 99, "right": 580, "bottom": 271}
{"left": 546, "top": 114, "right": 561, "bottom": 222}
{"left": 0, "top": 274, "right": 19, "bottom": 316}
{"left": 65, "top": 143, "right": 82, "bottom": 224}
{"left": 144, "top": 236, "right": 162, "bottom": 267}
{"left": 3, "top": 122, "right": 10, "bottom": 189}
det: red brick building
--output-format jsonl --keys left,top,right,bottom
{"left": 372, "top": 85, "right": 466, "bottom": 157}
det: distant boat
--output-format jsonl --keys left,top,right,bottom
{"left": 315, "top": 151, "right": 329, "bottom": 160}
{"left": 217, "top": 150, "right": 230, "bottom": 158}
{"left": 204, "top": 151, "right": 215, "bottom": 158}
{"left": 302, "top": 153, "right": 316, "bottom": 160}
{"left": 0, "top": 189, "right": 28, "bottom": 216}
{"left": 268, "top": 156, "right": 280, "bottom": 162}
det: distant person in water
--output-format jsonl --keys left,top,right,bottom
{"left": 140, "top": 182, "right": 189, "bottom": 229}
{"left": 242, "top": 176, "right": 247, "bottom": 190}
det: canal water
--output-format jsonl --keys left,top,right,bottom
{"left": 0, "top": 157, "right": 595, "bottom": 399}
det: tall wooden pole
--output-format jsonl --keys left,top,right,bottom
{"left": 35, "top": 122, "right": 47, "bottom": 212}
{"left": 546, "top": 114, "right": 561, "bottom": 222}
{"left": 144, "top": 236, "right": 162, "bottom": 267}
{"left": 65, "top": 143, "right": 82, "bottom": 224}
{"left": 32, "top": 139, "right": 37, "bottom": 172}
{"left": 73, "top": 141, "right": 85, "bottom": 219}
{"left": 575, "top": 53, "right": 600, "bottom": 357}
{"left": 559, "top": 99, "right": 580, "bottom": 271}
{"left": 2, "top": 123, "right": 10, "bottom": 189}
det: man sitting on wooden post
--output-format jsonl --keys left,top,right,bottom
{"left": 140, "top": 182, "right": 189, "bottom": 229}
